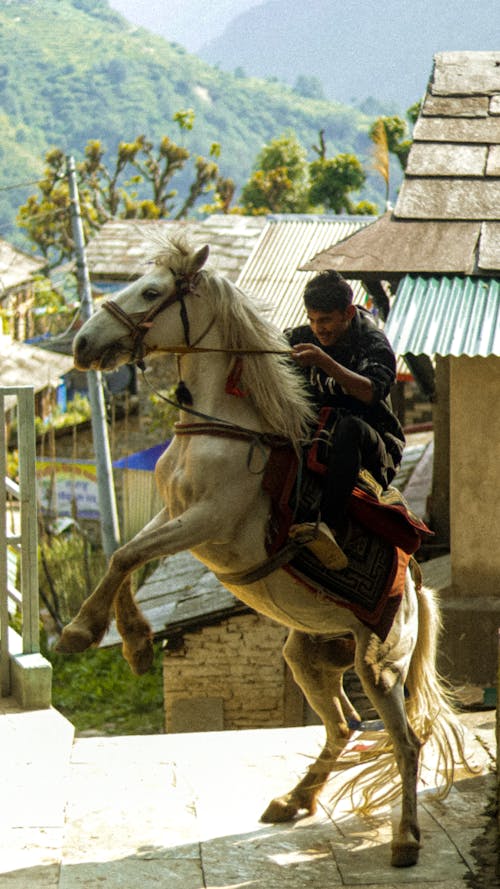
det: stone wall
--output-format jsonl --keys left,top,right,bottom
{"left": 163, "top": 613, "right": 301, "bottom": 732}
{"left": 391, "top": 379, "right": 432, "bottom": 431}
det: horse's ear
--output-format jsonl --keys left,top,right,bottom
{"left": 190, "top": 244, "right": 209, "bottom": 274}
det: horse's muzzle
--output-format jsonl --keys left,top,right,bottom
{"left": 73, "top": 332, "right": 129, "bottom": 372}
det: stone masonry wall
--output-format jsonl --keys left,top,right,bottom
{"left": 163, "top": 613, "right": 289, "bottom": 732}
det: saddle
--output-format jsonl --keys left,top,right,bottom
{"left": 261, "top": 442, "right": 432, "bottom": 641}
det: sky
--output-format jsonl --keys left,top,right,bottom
{"left": 107, "top": 0, "right": 260, "bottom": 51}
{"left": 107, "top": 0, "right": 500, "bottom": 108}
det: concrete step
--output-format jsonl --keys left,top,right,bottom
{"left": 0, "top": 700, "right": 496, "bottom": 888}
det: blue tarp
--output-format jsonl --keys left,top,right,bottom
{"left": 113, "top": 441, "right": 170, "bottom": 471}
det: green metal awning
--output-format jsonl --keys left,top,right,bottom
{"left": 385, "top": 275, "right": 500, "bottom": 357}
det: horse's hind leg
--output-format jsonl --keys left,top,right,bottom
{"left": 354, "top": 635, "right": 422, "bottom": 867}
{"left": 261, "top": 631, "right": 358, "bottom": 822}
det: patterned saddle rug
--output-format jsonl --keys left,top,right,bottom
{"left": 262, "top": 445, "right": 432, "bottom": 641}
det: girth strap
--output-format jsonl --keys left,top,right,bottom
{"left": 215, "top": 539, "right": 303, "bottom": 586}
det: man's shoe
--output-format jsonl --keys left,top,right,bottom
{"left": 289, "top": 521, "right": 348, "bottom": 570}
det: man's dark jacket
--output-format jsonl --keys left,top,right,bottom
{"left": 286, "top": 307, "right": 405, "bottom": 486}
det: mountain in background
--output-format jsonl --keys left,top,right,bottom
{"left": 198, "top": 0, "right": 499, "bottom": 109}
{"left": 107, "top": 0, "right": 261, "bottom": 52}
{"left": 0, "top": 0, "right": 388, "bottom": 249}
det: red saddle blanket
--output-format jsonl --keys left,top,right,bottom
{"left": 262, "top": 447, "right": 432, "bottom": 641}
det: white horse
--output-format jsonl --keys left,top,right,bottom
{"left": 58, "top": 235, "right": 471, "bottom": 868}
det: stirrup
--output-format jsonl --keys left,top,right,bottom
{"left": 289, "top": 521, "right": 348, "bottom": 570}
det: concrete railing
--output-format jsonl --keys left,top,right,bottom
{"left": 0, "top": 386, "right": 51, "bottom": 708}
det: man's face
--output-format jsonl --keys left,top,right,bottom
{"left": 306, "top": 306, "right": 354, "bottom": 347}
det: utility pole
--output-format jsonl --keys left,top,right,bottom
{"left": 66, "top": 155, "right": 121, "bottom": 558}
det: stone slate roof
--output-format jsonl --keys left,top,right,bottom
{"left": 0, "top": 239, "right": 45, "bottom": 296}
{"left": 304, "top": 52, "right": 500, "bottom": 280}
{"left": 0, "top": 337, "right": 74, "bottom": 409}
{"left": 85, "top": 215, "right": 266, "bottom": 285}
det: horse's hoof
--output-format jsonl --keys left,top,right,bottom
{"left": 56, "top": 624, "right": 99, "bottom": 653}
{"left": 260, "top": 796, "right": 301, "bottom": 823}
{"left": 123, "top": 639, "right": 154, "bottom": 675}
{"left": 391, "top": 841, "right": 420, "bottom": 868}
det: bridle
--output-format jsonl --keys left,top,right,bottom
{"left": 99, "top": 267, "right": 292, "bottom": 370}
{"left": 100, "top": 270, "right": 200, "bottom": 369}
{"left": 98, "top": 266, "right": 298, "bottom": 460}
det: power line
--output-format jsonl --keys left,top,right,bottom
{"left": 0, "top": 171, "right": 67, "bottom": 194}
{"left": 0, "top": 178, "right": 45, "bottom": 193}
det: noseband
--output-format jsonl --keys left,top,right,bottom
{"left": 100, "top": 271, "right": 199, "bottom": 368}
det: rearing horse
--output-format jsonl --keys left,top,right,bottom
{"left": 58, "top": 235, "right": 471, "bottom": 868}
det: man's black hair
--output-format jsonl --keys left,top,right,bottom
{"left": 303, "top": 270, "right": 353, "bottom": 312}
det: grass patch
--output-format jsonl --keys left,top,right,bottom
{"left": 48, "top": 643, "right": 165, "bottom": 736}
{"left": 37, "top": 529, "right": 165, "bottom": 737}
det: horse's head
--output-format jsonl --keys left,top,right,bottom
{"left": 73, "top": 242, "right": 210, "bottom": 371}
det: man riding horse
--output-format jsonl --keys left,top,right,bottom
{"left": 287, "top": 270, "right": 405, "bottom": 568}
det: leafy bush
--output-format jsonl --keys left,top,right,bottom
{"left": 39, "top": 528, "right": 107, "bottom": 628}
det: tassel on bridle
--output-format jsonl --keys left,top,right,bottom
{"left": 225, "top": 356, "right": 248, "bottom": 398}
{"left": 175, "top": 355, "right": 193, "bottom": 405}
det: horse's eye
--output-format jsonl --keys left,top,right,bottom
{"left": 143, "top": 287, "right": 160, "bottom": 301}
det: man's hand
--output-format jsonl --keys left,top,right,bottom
{"left": 291, "top": 342, "right": 329, "bottom": 370}
{"left": 291, "top": 342, "right": 374, "bottom": 404}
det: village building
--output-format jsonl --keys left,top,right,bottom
{"left": 302, "top": 51, "right": 500, "bottom": 686}
{"left": 0, "top": 239, "right": 73, "bottom": 425}
{"left": 0, "top": 337, "right": 73, "bottom": 424}
{"left": 0, "top": 237, "right": 45, "bottom": 342}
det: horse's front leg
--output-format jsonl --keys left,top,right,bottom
{"left": 56, "top": 504, "right": 213, "bottom": 654}
{"left": 115, "top": 577, "right": 154, "bottom": 675}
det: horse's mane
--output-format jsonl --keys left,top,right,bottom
{"left": 152, "top": 234, "right": 316, "bottom": 446}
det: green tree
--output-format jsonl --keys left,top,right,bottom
{"left": 240, "top": 133, "right": 310, "bottom": 214}
{"left": 309, "top": 153, "right": 373, "bottom": 214}
{"left": 308, "top": 131, "right": 376, "bottom": 214}
{"left": 369, "top": 107, "right": 419, "bottom": 173}
{"left": 293, "top": 75, "right": 325, "bottom": 101}
{"left": 241, "top": 129, "right": 376, "bottom": 216}
{"left": 369, "top": 103, "right": 420, "bottom": 202}
{"left": 17, "top": 112, "right": 227, "bottom": 266}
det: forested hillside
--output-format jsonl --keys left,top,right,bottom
{"left": 0, "top": 0, "right": 388, "bottom": 248}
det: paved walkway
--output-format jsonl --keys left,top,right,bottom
{"left": 0, "top": 695, "right": 496, "bottom": 888}
{"left": 2, "top": 431, "right": 498, "bottom": 887}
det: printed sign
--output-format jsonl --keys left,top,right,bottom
{"left": 36, "top": 458, "right": 100, "bottom": 520}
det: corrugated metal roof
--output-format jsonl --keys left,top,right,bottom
{"left": 385, "top": 275, "right": 500, "bottom": 356}
{"left": 237, "top": 215, "right": 375, "bottom": 330}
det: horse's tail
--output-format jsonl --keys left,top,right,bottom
{"left": 405, "top": 578, "right": 476, "bottom": 797}
{"left": 330, "top": 572, "right": 478, "bottom": 816}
